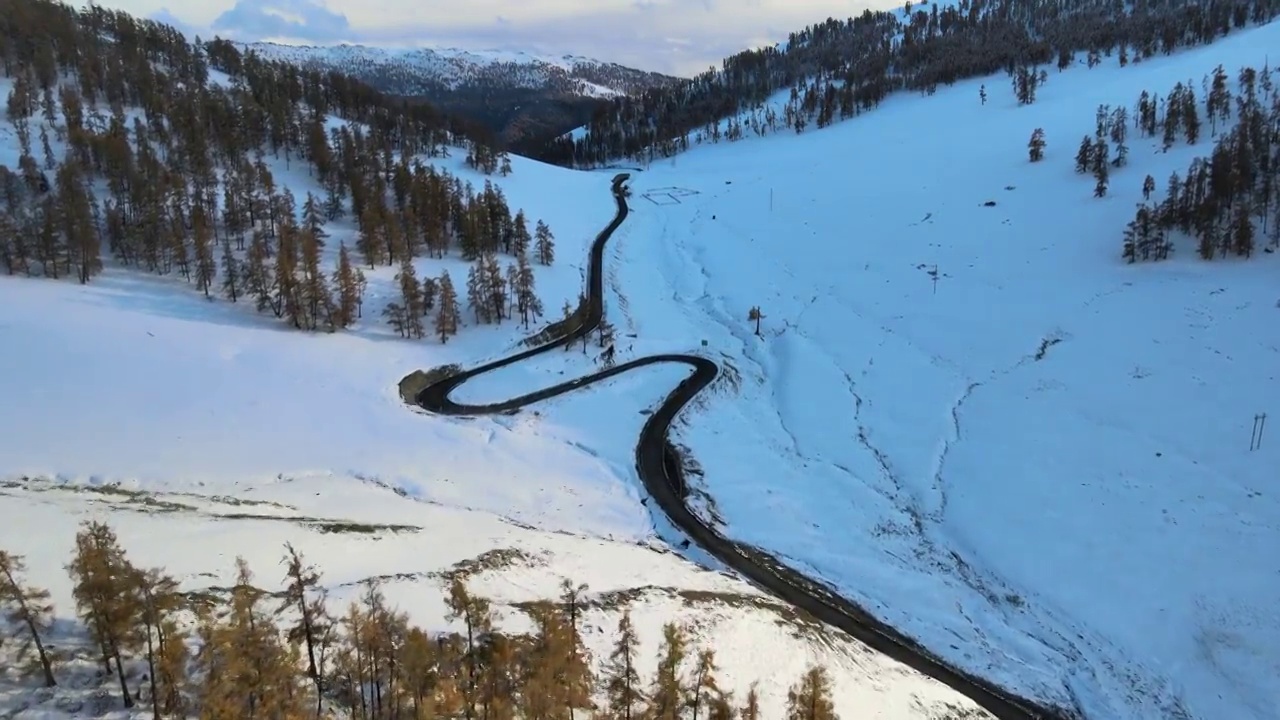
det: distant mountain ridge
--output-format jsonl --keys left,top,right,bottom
{"left": 238, "top": 41, "right": 679, "bottom": 148}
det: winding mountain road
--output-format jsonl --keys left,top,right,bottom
{"left": 414, "top": 174, "right": 1073, "bottom": 720}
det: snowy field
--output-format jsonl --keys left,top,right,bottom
{"left": 451, "top": 19, "right": 1280, "bottom": 720}
{"left": 607, "top": 23, "right": 1280, "bottom": 720}
{"left": 0, "top": 87, "right": 990, "bottom": 717}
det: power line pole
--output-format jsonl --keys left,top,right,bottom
{"left": 1251, "top": 412, "right": 1267, "bottom": 451}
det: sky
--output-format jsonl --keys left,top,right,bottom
{"left": 111, "top": 0, "right": 898, "bottom": 77}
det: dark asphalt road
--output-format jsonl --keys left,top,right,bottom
{"left": 414, "top": 175, "right": 1074, "bottom": 720}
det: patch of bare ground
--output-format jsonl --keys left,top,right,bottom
{"left": 442, "top": 547, "right": 547, "bottom": 582}
{"left": 1, "top": 477, "right": 419, "bottom": 535}
{"left": 512, "top": 584, "right": 837, "bottom": 643}
{"left": 327, "top": 548, "right": 548, "bottom": 591}
{"left": 398, "top": 363, "right": 463, "bottom": 404}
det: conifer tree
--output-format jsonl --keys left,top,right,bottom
{"left": 333, "top": 242, "right": 362, "bottom": 328}
{"left": 689, "top": 648, "right": 725, "bottom": 720}
{"left": 193, "top": 215, "right": 216, "bottom": 298}
{"left": 602, "top": 610, "right": 643, "bottom": 720}
{"left": 514, "top": 250, "right": 544, "bottom": 329}
{"left": 522, "top": 603, "right": 562, "bottom": 720}
{"left": 647, "top": 622, "right": 689, "bottom": 720}
{"left": 245, "top": 228, "right": 272, "bottom": 313}
{"left": 384, "top": 301, "right": 408, "bottom": 338}
{"left": 1074, "top": 136, "right": 1094, "bottom": 173}
{"left": 302, "top": 191, "right": 328, "bottom": 248}
{"left": 480, "top": 634, "right": 519, "bottom": 720}
{"left": 556, "top": 580, "right": 594, "bottom": 720}
{"left": 219, "top": 238, "right": 240, "bottom": 302}
{"left": 445, "top": 578, "right": 493, "bottom": 720}
{"left": 512, "top": 210, "right": 532, "bottom": 257}
{"left": 275, "top": 225, "right": 303, "bottom": 326}
{"left": 195, "top": 557, "right": 306, "bottom": 720}
{"left": 435, "top": 270, "right": 461, "bottom": 343}
{"left": 785, "top": 666, "right": 837, "bottom": 720}
{"left": 67, "top": 520, "right": 137, "bottom": 708}
{"left": 397, "top": 254, "right": 425, "bottom": 338}
{"left": 400, "top": 626, "right": 439, "bottom": 720}
{"left": 0, "top": 549, "right": 57, "bottom": 687}
{"left": 1091, "top": 139, "right": 1110, "bottom": 197}
{"left": 1027, "top": 128, "right": 1046, "bottom": 162}
{"left": 129, "top": 565, "right": 187, "bottom": 719}
{"left": 279, "top": 543, "right": 330, "bottom": 715}
{"left": 299, "top": 228, "right": 333, "bottom": 330}
{"left": 422, "top": 275, "right": 438, "bottom": 314}
{"left": 54, "top": 153, "right": 100, "bottom": 283}
{"left": 482, "top": 252, "right": 507, "bottom": 323}
{"left": 534, "top": 220, "right": 555, "bottom": 265}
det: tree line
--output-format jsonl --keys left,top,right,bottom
{"left": 0, "top": 0, "right": 567, "bottom": 343}
{"left": 1082, "top": 64, "right": 1280, "bottom": 262}
{"left": 534, "top": 0, "right": 1280, "bottom": 167}
{"left": 1, "top": 523, "right": 841, "bottom": 720}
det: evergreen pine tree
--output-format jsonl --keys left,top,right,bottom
{"left": 0, "top": 549, "right": 57, "bottom": 687}
{"left": 332, "top": 242, "right": 362, "bottom": 328}
{"left": 602, "top": 610, "right": 643, "bottom": 720}
{"left": 67, "top": 521, "right": 137, "bottom": 708}
{"left": 646, "top": 622, "right": 689, "bottom": 720}
{"left": 1027, "top": 128, "right": 1046, "bottom": 162}
{"left": 785, "top": 666, "right": 837, "bottom": 720}
{"left": 534, "top": 220, "right": 555, "bottom": 265}
{"left": 435, "top": 270, "right": 461, "bottom": 343}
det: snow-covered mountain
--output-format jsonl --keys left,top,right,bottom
{"left": 5, "top": 0, "right": 1280, "bottom": 718}
{"left": 240, "top": 41, "right": 672, "bottom": 97}
{"left": 239, "top": 41, "right": 678, "bottom": 147}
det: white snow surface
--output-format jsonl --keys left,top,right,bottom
{"left": 0, "top": 100, "right": 985, "bottom": 720}
{"left": 3, "top": 17, "right": 1280, "bottom": 720}
{"left": 448, "top": 20, "right": 1280, "bottom": 720}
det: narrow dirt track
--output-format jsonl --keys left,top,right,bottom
{"left": 414, "top": 174, "right": 1073, "bottom": 720}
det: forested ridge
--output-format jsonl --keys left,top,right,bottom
{"left": 0, "top": 0, "right": 570, "bottom": 343}
{"left": 0, "top": 525, "right": 846, "bottom": 720}
{"left": 239, "top": 42, "right": 678, "bottom": 151}
{"left": 537, "top": 0, "right": 1280, "bottom": 167}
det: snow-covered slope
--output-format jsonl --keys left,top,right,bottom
{"left": 445, "top": 19, "right": 1280, "bottom": 720}
{"left": 0, "top": 84, "right": 987, "bottom": 720}
{"left": 5, "top": 11, "right": 1279, "bottom": 720}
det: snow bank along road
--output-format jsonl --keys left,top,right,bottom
{"left": 414, "top": 174, "right": 1073, "bottom": 720}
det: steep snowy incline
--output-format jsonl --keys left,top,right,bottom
{"left": 590, "top": 20, "right": 1280, "bottom": 720}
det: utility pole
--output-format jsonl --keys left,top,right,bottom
{"left": 930, "top": 264, "right": 940, "bottom": 295}
{"left": 1251, "top": 412, "right": 1267, "bottom": 451}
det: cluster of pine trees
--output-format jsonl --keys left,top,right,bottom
{"left": 1, "top": 524, "right": 841, "bottom": 720}
{"left": 372, "top": 173, "right": 557, "bottom": 342}
{"left": 536, "top": 0, "right": 1280, "bottom": 167}
{"left": 1114, "top": 64, "right": 1280, "bottom": 262}
{"left": 0, "top": 0, "right": 564, "bottom": 342}
{"left": 1071, "top": 103, "right": 1132, "bottom": 197}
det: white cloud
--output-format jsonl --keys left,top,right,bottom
{"left": 101, "top": 0, "right": 903, "bottom": 76}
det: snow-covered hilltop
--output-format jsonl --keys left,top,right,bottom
{"left": 241, "top": 41, "right": 674, "bottom": 98}
{"left": 239, "top": 41, "right": 679, "bottom": 148}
